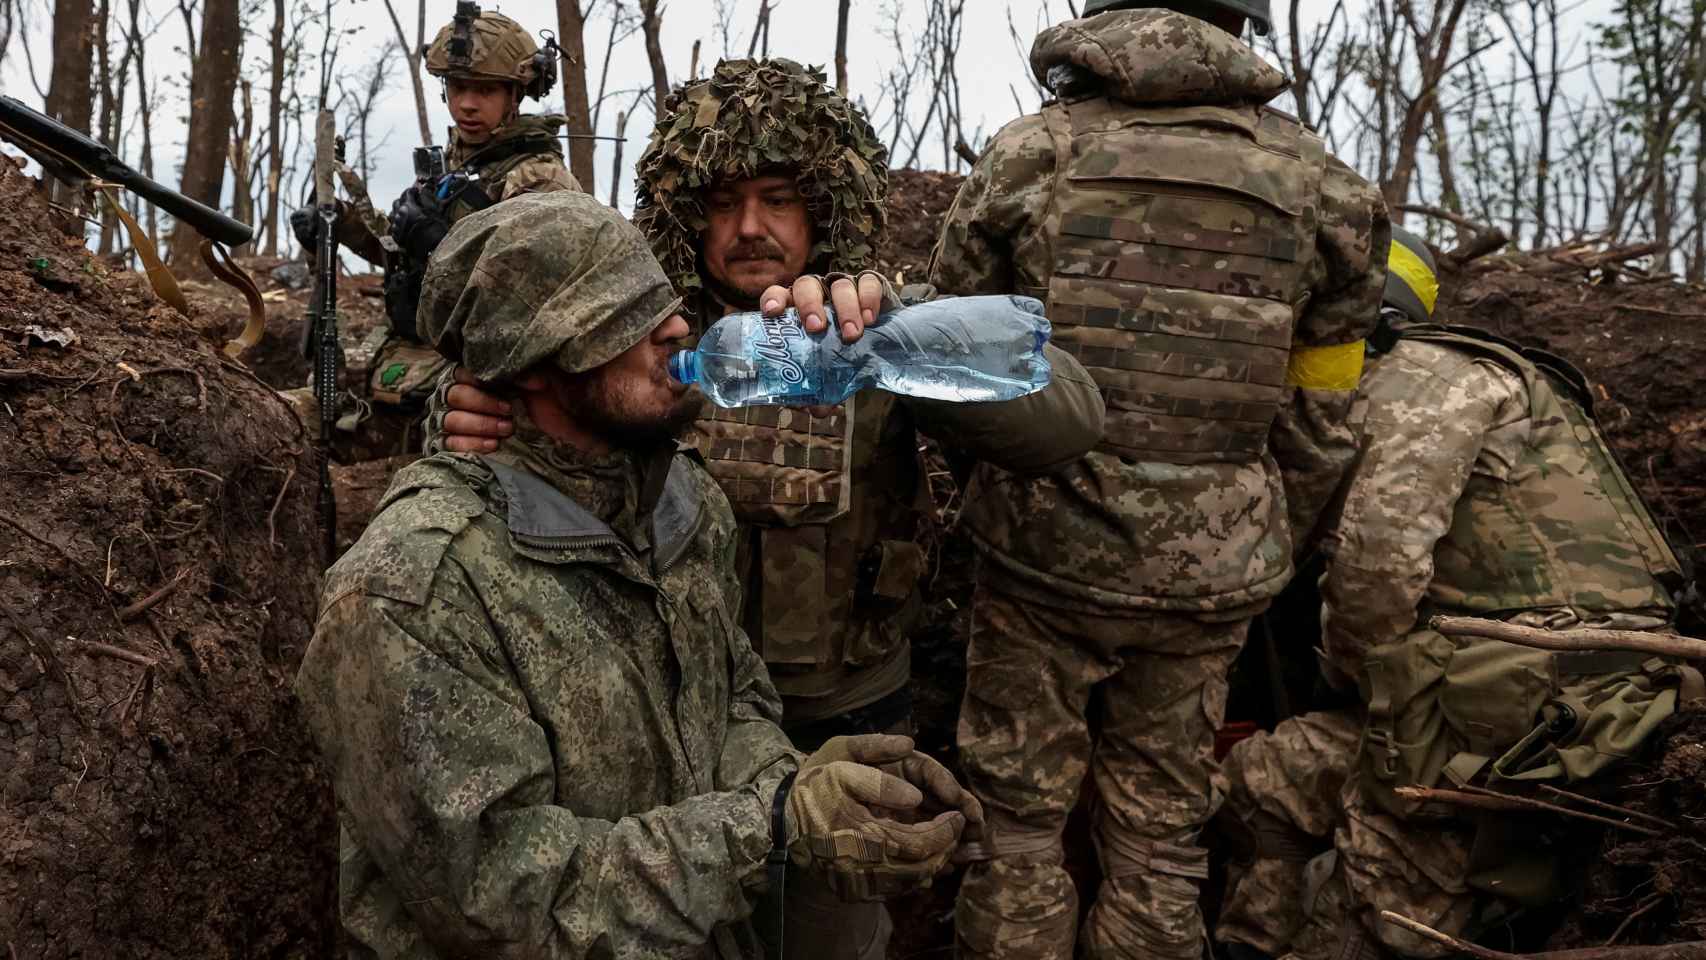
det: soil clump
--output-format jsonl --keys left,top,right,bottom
{"left": 0, "top": 154, "right": 335, "bottom": 958}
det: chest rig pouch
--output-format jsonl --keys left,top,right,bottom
{"left": 1038, "top": 97, "right": 1326, "bottom": 464}
{"left": 683, "top": 315, "right": 860, "bottom": 667}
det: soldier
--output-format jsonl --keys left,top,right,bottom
{"left": 433, "top": 59, "right": 1107, "bottom": 959}
{"left": 1213, "top": 226, "right": 1698, "bottom": 960}
{"left": 288, "top": 3, "right": 580, "bottom": 455}
{"left": 925, "top": 2, "right": 1390, "bottom": 957}
{"left": 293, "top": 191, "right": 983, "bottom": 959}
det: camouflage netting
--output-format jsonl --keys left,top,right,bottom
{"left": 633, "top": 58, "right": 889, "bottom": 297}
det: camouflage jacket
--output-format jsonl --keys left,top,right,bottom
{"left": 928, "top": 9, "right": 1388, "bottom": 613}
{"left": 338, "top": 114, "right": 581, "bottom": 266}
{"left": 1316, "top": 327, "right": 1683, "bottom": 678}
{"left": 293, "top": 430, "right": 797, "bottom": 959}
{"left": 680, "top": 284, "right": 1105, "bottom": 721}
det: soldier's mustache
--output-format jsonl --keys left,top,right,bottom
{"left": 727, "top": 241, "right": 786, "bottom": 263}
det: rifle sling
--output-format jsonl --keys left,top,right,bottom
{"left": 96, "top": 186, "right": 189, "bottom": 314}
{"left": 200, "top": 240, "right": 267, "bottom": 359}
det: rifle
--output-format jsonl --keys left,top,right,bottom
{"left": 312, "top": 109, "right": 340, "bottom": 563}
{"left": 0, "top": 95, "right": 266, "bottom": 356}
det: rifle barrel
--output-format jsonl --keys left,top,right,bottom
{"left": 0, "top": 95, "right": 255, "bottom": 248}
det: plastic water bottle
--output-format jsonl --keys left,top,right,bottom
{"left": 669, "top": 295, "right": 1053, "bottom": 408}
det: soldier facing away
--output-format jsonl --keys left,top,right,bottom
{"left": 926, "top": 0, "right": 1390, "bottom": 956}
{"left": 1213, "top": 226, "right": 1700, "bottom": 960}
{"left": 287, "top": 4, "right": 580, "bottom": 456}
{"left": 292, "top": 191, "right": 984, "bottom": 959}
{"left": 433, "top": 58, "right": 1107, "bottom": 959}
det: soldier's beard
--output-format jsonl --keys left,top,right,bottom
{"left": 559, "top": 364, "right": 703, "bottom": 451}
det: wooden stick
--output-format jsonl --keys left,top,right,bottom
{"left": 1393, "top": 785, "right": 1662, "bottom": 836}
{"left": 1430, "top": 616, "right": 1706, "bottom": 661}
{"left": 117, "top": 567, "right": 190, "bottom": 622}
{"left": 1614, "top": 304, "right": 1706, "bottom": 320}
{"left": 1536, "top": 784, "right": 1677, "bottom": 831}
{"left": 1381, "top": 910, "right": 1706, "bottom": 960}
{"left": 75, "top": 640, "right": 157, "bottom": 668}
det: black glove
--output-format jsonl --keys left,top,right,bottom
{"left": 289, "top": 204, "right": 320, "bottom": 251}
{"left": 390, "top": 180, "right": 452, "bottom": 265}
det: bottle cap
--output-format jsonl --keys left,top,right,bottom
{"left": 668, "top": 350, "right": 698, "bottom": 385}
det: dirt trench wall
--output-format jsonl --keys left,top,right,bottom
{"left": 0, "top": 156, "right": 335, "bottom": 958}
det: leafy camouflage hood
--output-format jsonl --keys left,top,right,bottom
{"left": 1032, "top": 9, "right": 1287, "bottom": 106}
{"left": 420, "top": 191, "right": 682, "bottom": 381}
{"left": 632, "top": 58, "right": 889, "bottom": 300}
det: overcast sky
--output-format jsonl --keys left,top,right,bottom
{"left": 0, "top": 0, "right": 1617, "bottom": 249}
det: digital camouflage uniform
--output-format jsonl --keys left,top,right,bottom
{"left": 287, "top": 10, "right": 582, "bottom": 461}
{"left": 1216, "top": 233, "right": 1694, "bottom": 960}
{"left": 621, "top": 58, "right": 1106, "bottom": 960}
{"left": 926, "top": 9, "right": 1389, "bottom": 958}
{"left": 293, "top": 193, "right": 803, "bottom": 959}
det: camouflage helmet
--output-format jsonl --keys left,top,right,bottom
{"left": 1082, "top": 0, "right": 1272, "bottom": 35}
{"left": 632, "top": 58, "right": 889, "bottom": 299}
{"left": 1385, "top": 225, "right": 1439, "bottom": 327}
{"left": 424, "top": 7, "right": 553, "bottom": 99}
{"left": 420, "top": 191, "right": 683, "bottom": 382}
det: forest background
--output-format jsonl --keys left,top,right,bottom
{"left": 0, "top": 0, "right": 1702, "bottom": 279}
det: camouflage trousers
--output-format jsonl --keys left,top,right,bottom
{"left": 954, "top": 576, "right": 1252, "bottom": 960}
{"left": 1215, "top": 711, "right": 1477, "bottom": 960}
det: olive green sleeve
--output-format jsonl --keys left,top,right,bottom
{"left": 906, "top": 342, "right": 1105, "bottom": 474}
{"left": 296, "top": 574, "right": 778, "bottom": 956}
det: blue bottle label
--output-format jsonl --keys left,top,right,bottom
{"left": 754, "top": 312, "right": 808, "bottom": 385}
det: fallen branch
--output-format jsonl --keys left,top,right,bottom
{"left": 1549, "top": 240, "right": 1662, "bottom": 270}
{"left": 1396, "top": 204, "right": 1509, "bottom": 264}
{"left": 1393, "top": 785, "right": 1662, "bottom": 836}
{"left": 118, "top": 567, "right": 191, "bottom": 622}
{"left": 76, "top": 639, "right": 157, "bottom": 667}
{"left": 1614, "top": 304, "right": 1706, "bottom": 320}
{"left": 1430, "top": 615, "right": 1706, "bottom": 661}
{"left": 1381, "top": 910, "right": 1706, "bottom": 960}
{"left": 1604, "top": 893, "right": 1667, "bottom": 947}
{"left": 265, "top": 465, "right": 297, "bottom": 550}
{"left": 1397, "top": 203, "right": 1489, "bottom": 235}
{"left": 1535, "top": 783, "right": 1676, "bottom": 832}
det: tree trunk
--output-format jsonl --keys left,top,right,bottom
{"left": 1428, "top": 102, "right": 1462, "bottom": 216}
{"left": 835, "top": 0, "right": 851, "bottom": 94}
{"left": 1380, "top": 0, "right": 1472, "bottom": 208}
{"left": 167, "top": 0, "right": 243, "bottom": 267}
{"left": 95, "top": 0, "right": 117, "bottom": 254}
{"left": 1691, "top": 90, "right": 1704, "bottom": 283}
{"left": 640, "top": 0, "right": 669, "bottom": 115}
{"left": 43, "top": 0, "right": 96, "bottom": 225}
{"left": 609, "top": 108, "right": 630, "bottom": 208}
{"left": 1286, "top": 0, "right": 1311, "bottom": 127}
{"left": 556, "top": 0, "right": 596, "bottom": 190}
{"left": 263, "top": 0, "right": 286, "bottom": 255}
{"left": 229, "top": 79, "right": 255, "bottom": 257}
{"left": 380, "top": 0, "right": 434, "bottom": 147}
{"left": 129, "top": 0, "right": 158, "bottom": 247}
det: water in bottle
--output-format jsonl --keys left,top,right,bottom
{"left": 668, "top": 295, "right": 1052, "bottom": 408}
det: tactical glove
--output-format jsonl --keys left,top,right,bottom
{"left": 784, "top": 735, "right": 977, "bottom": 901}
{"left": 390, "top": 181, "right": 451, "bottom": 265}
{"left": 800, "top": 734, "right": 984, "bottom": 834}
{"left": 289, "top": 204, "right": 319, "bottom": 251}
